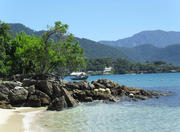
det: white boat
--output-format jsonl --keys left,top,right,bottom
{"left": 70, "top": 72, "right": 88, "bottom": 80}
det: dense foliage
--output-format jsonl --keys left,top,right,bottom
{"left": 86, "top": 58, "right": 180, "bottom": 74}
{"left": 120, "top": 44, "right": 180, "bottom": 65}
{"left": 0, "top": 21, "right": 12, "bottom": 76}
{"left": 9, "top": 23, "right": 130, "bottom": 59}
{"left": 0, "top": 21, "right": 85, "bottom": 78}
{"left": 2, "top": 22, "right": 180, "bottom": 77}
{"left": 9, "top": 23, "right": 180, "bottom": 65}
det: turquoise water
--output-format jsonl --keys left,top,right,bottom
{"left": 35, "top": 73, "right": 180, "bottom": 132}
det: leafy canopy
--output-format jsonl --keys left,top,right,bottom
{"left": 0, "top": 21, "right": 12, "bottom": 76}
{"left": 0, "top": 21, "right": 86, "bottom": 78}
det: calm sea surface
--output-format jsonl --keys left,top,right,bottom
{"left": 34, "top": 73, "right": 180, "bottom": 132}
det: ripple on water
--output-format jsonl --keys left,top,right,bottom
{"left": 37, "top": 73, "right": 180, "bottom": 132}
{"left": 35, "top": 101, "right": 180, "bottom": 132}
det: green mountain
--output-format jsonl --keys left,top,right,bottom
{"left": 9, "top": 23, "right": 129, "bottom": 59}
{"left": 75, "top": 38, "right": 129, "bottom": 59}
{"left": 100, "top": 30, "right": 180, "bottom": 48}
{"left": 120, "top": 44, "right": 180, "bottom": 65}
{"left": 8, "top": 23, "right": 180, "bottom": 65}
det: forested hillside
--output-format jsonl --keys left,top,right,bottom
{"left": 9, "top": 23, "right": 180, "bottom": 65}
{"left": 9, "top": 23, "right": 129, "bottom": 59}
{"left": 119, "top": 44, "right": 180, "bottom": 65}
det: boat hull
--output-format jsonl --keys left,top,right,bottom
{"left": 71, "top": 76, "right": 88, "bottom": 80}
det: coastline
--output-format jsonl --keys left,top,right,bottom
{"left": 0, "top": 107, "right": 46, "bottom": 132}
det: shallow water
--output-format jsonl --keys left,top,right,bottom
{"left": 34, "top": 73, "right": 180, "bottom": 132}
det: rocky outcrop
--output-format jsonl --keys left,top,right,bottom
{"left": 0, "top": 101, "right": 13, "bottom": 109}
{"left": 27, "top": 95, "right": 41, "bottom": 107}
{"left": 61, "top": 88, "right": 78, "bottom": 107}
{"left": 8, "top": 87, "right": 28, "bottom": 106}
{"left": 35, "top": 80, "right": 54, "bottom": 98}
{"left": 22, "top": 79, "right": 36, "bottom": 87}
{"left": 0, "top": 78, "right": 172, "bottom": 111}
{"left": 47, "top": 97, "right": 67, "bottom": 111}
{"left": 0, "top": 84, "right": 10, "bottom": 101}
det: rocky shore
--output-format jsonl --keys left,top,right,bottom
{"left": 0, "top": 74, "right": 172, "bottom": 111}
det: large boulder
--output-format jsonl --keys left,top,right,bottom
{"left": 72, "top": 89, "right": 86, "bottom": 101}
{"left": 66, "top": 81, "right": 91, "bottom": 90}
{"left": 35, "top": 80, "right": 53, "bottom": 98}
{"left": 0, "top": 84, "right": 10, "bottom": 101}
{"left": 22, "top": 79, "right": 36, "bottom": 87}
{"left": 35, "top": 90, "right": 51, "bottom": 106}
{"left": 84, "top": 97, "right": 93, "bottom": 102}
{"left": 91, "top": 91, "right": 118, "bottom": 102}
{"left": 93, "top": 83, "right": 106, "bottom": 89}
{"left": 61, "top": 88, "right": 78, "bottom": 107}
{"left": 25, "top": 85, "right": 36, "bottom": 95}
{"left": 26, "top": 89, "right": 51, "bottom": 107}
{"left": 27, "top": 95, "right": 41, "bottom": 107}
{"left": 92, "top": 79, "right": 119, "bottom": 89}
{"left": 72, "top": 89, "right": 118, "bottom": 102}
{"left": 47, "top": 97, "right": 67, "bottom": 111}
{"left": 8, "top": 87, "right": 28, "bottom": 105}
{"left": 2, "top": 81, "right": 22, "bottom": 89}
{"left": 52, "top": 83, "right": 63, "bottom": 98}
{"left": 0, "top": 101, "right": 13, "bottom": 109}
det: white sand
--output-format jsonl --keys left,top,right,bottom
{"left": 0, "top": 109, "right": 14, "bottom": 125}
{"left": 0, "top": 107, "right": 46, "bottom": 132}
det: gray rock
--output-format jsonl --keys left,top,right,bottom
{"left": 134, "top": 95, "right": 149, "bottom": 100}
{"left": 66, "top": 81, "right": 91, "bottom": 90}
{"left": 0, "top": 101, "right": 13, "bottom": 109}
{"left": 27, "top": 95, "right": 41, "bottom": 107}
{"left": 22, "top": 79, "right": 36, "bottom": 87}
{"left": 61, "top": 88, "right": 78, "bottom": 107}
{"left": 52, "top": 84, "right": 63, "bottom": 98}
{"left": 89, "top": 83, "right": 95, "bottom": 89}
{"left": 93, "top": 83, "right": 106, "bottom": 89}
{"left": 35, "top": 90, "right": 51, "bottom": 106}
{"left": 2, "top": 81, "right": 22, "bottom": 89}
{"left": 84, "top": 97, "right": 93, "bottom": 102}
{"left": 26, "top": 85, "right": 36, "bottom": 95}
{"left": 47, "top": 96, "right": 67, "bottom": 111}
{"left": 0, "top": 84, "right": 10, "bottom": 101}
{"left": 35, "top": 80, "right": 53, "bottom": 98}
{"left": 66, "top": 82, "right": 80, "bottom": 90}
{"left": 9, "top": 87, "right": 28, "bottom": 105}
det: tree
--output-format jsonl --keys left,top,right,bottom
{"left": 11, "top": 32, "right": 42, "bottom": 74}
{"left": 12, "top": 21, "right": 85, "bottom": 78}
{"left": 113, "top": 58, "right": 131, "bottom": 74}
{"left": 0, "top": 21, "right": 12, "bottom": 76}
{"left": 153, "top": 60, "right": 166, "bottom": 65}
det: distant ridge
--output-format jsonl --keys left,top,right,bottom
{"left": 99, "top": 30, "right": 180, "bottom": 48}
{"left": 9, "top": 23, "right": 129, "bottom": 59}
{"left": 8, "top": 23, "right": 180, "bottom": 65}
{"left": 118, "top": 44, "right": 180, "bottom": 65}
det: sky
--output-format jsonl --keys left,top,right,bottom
{"left": 0, "top": 0, "right": 180, "bottom": 41}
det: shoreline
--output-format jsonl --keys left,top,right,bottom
{"left": 0, "top": 107, "right": 46, "bottom": 132}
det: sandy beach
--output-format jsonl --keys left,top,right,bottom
{"left": 0, "top": 107, "right": 46, "bottom": 132}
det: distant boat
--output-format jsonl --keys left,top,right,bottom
{"left": 70, "top": 72, "right": 88, "bottom": 80}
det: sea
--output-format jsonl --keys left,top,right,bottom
{"left": 25, "top": 73, "right": 180, "bottom": 132}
